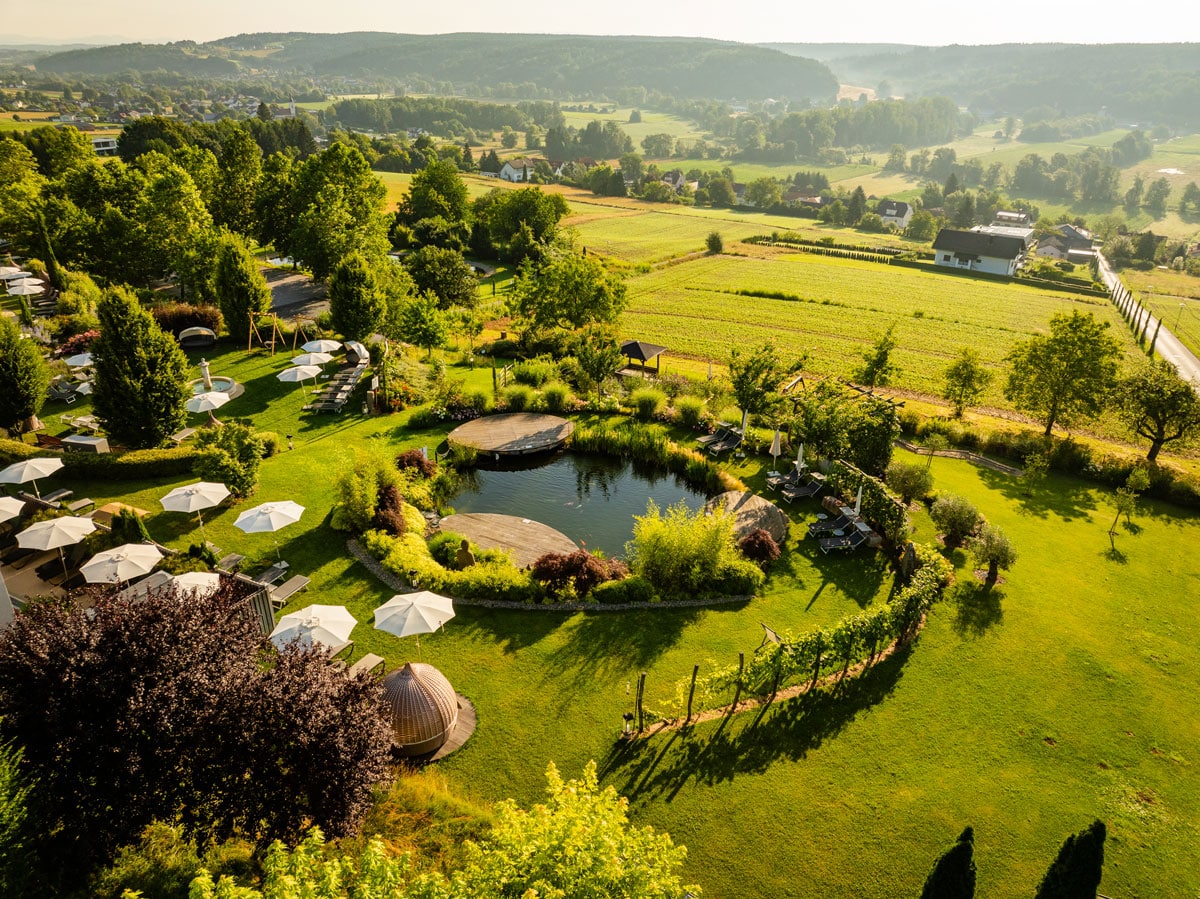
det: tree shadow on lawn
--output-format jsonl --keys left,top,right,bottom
{"left": 453, "top": 607, "right": 568, "bottom": 655}
{"left": 544, "top": 605, "right": 711, "bottom": 690}
{"left": 952, "top": 580, "right": 1005, "bottom": 638}
{"left": 791, "top": 541, "right": 891, "bottom": 610}
{"left": 977, "top": 467, "right": 1099, "bottom": 522}
{"left": 601, "top": 645, "right": 911, "bottom": 802}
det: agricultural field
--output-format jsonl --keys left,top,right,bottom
{"left": 620, "top": 251, "right": 1143, "bottom": 400}
{"left": 1129, "top": 269, "right": 1200, "bottom": 359}
{"left": 559, "top": 106, "right": 707, "bottom": 146}
{"left": 0, "top": 111, "right": 58, "bottom": 131}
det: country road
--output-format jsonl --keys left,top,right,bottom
{"left": 1096, "top": 253, "right": 1200, "bottom": 390}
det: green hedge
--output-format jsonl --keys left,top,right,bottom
{"left": 0, "top": 439, "right": 196, "bottom": 480}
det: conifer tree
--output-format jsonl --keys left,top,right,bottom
{"left": 1035, "top": 820, "right": 1106, "bottom": 899}
{"left": 920, "top": 826, "right": 976, "bottom": 899}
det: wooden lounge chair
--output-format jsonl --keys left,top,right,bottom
{"left": 819, "top": 530, "right": 868, "bottom": 555}
{"left": 268, "top": 574, "right": 310, "bottom": 610}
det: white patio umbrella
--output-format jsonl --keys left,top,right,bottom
{"left": 160, "top": 481, "right": 230, "bottom": 540}
{"left": 795, "top": 442, "right": 806, "bottom": 472}
{"left": 853, "top": 484, "right": 864, "bottom": 517}
{"left": 270, "top": 604, "right": 356, "bottom": 652}
{"left": 7, "top": 281, "right": 43, "bottom": 296}
{"left": 302, "top": 339, "right": 342, "bottom": 354}
{"left": 277, "top": 364, "right": 321, "bottom": 396}
{"left": 234, "top": 500, "right": 304, "bottom": 561}
{"left": 374, "top": 591, "right": 456, "bottom": 658}
{"left": 0, "top": 269, "right": 32, "bottom": 282}
{"left": 64, "top": 352, "right": 94, "bottom": 368}
{"left": 291, "top": 352, "right": 333, "bottom": 368}
{"left": 768, "top": 430, "right": 782, "bottom": 472}
{"left": 76, "top": 382, "right": 92, "bottom": 395}
{"left": 81, "top": 543, "right": 162, "bottom": 584}
{"left": 739, "top": 409, "right": 749, "bottom": 434}
{"left": 0, "top": 456, "right": 65, "bottom": 498}
{"left": 186, "top": 390, "right": 230, "bottom": 425}
{"left": 17, "top": 516, "right": 96, "bottom": 579}
{"left": 0, "top": 496, "right": 24, "bottom": 524}
{"left": 171, "top": 571, "right": 222, "bottom": 597}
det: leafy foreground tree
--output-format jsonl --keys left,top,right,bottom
{"left": 1035, "top": 820, "right": 1106, "bottom": 899}
{"left": 1004, "top": 311, "right": 1122, "bottom": 437}
{"left": 328, "top": 251, "right": 384, "bottom": 341}
{"left": 193, "top": 423, "right": 266, "bottom": 498}
{"left": 573, "top": 325, "right": 625, "bottom": 397}
{"left": 215, "top": 232, "right": 272, "bottom": 343}
{"left": 728, "top": 341, "right": 805, "bottom": 429}
{"left": 885, "top": 459, "right": 934, "bottom": 505}
{"left": 920, "top": 826, "right": 976, "bottom": 899}
{"left": 511, "top": 250, "right": 627, "bottom": 338}
{"left": 1107, "top": 467, "right": 1150, "bottom": 551}
{"left": 969, "top": 524, "right": 1017, "bottom": 586}
{"left": 1112, "top": 359, "right": 1200, "bottom": 461}
{"left": 92, "top": 286, "right": 189, "bottom": 449}
{"left": 0, "top": 739, "right": 31, "bottom": 897}
{"left": 855, "top": 323, "right": 900, "bottom": 388}
{"left": 0, "top": 317, "right": 49, "bottom": 434}
{"left": 190, "top": 762, "right": 696, "bottom": 899}
{"left": 942, "top": 348, "right": 992, "bottom": 418}
{"left": 0, "top": 584, "right": 391, "bottom": 891}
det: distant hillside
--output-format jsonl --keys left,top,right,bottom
{"left": 779, "top": 43, "right": 1200, "bottom": 127}
{"left": 761, "top": 43, "right": 917, "bottom": 62}
{"left": 36, "top": 41, "right": 240, "bottom": 76}
{"left": 35, "top": 32, "right": 839, "bottom": 102}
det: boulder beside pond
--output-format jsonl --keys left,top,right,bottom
{"left": 704, "top": 491, "right": 789, "bottom": 544}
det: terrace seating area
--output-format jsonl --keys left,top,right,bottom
{"left": 802, "top": 495, "right": 883, "bottom": 556}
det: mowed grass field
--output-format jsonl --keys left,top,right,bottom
{"left": 620, "top": 251, "right": 1143, "bottom": 400}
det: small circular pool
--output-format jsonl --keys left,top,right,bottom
{"left": 188, "top": 376, "right": 237, "bottom": 396}
{"left": 450, "top": 452, "right": 708, "bottom": 558}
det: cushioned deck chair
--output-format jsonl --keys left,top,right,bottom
{"left": 807, "top": 513, "right": 852, "bottom": 538}
{"left": 780, "top": 475, "right": 825, "bottom": 504}
{"left": 707, "top": 432, "right": 743, "bottom": 456}
{"left": 819, "top": 529, "right": 868, "bottom": 555}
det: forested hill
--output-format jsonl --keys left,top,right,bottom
{"left": 36, "top": 32, "right": 839, "bottom": 102}
{"left": 768, "top": 42, "right": 1200, "bottom": 127}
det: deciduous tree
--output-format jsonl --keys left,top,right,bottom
{"left": 856, "top": 323, "right": 900, "bottom": 387}
{"left": 214, "top": 231, "right": 272, "bottom": 342}
{"left": 329, "top": 252, "right": 384, "bottom": 341}
{"left": 511, "top": 251, "right": 627, "bottom": 336}
{"left": 728, "top": 340, "right": 804, "bottom": 425}
{"left": 573, "top": 326, "right": 624, "bottom": 397}
{"left": 943, "top": 348, "right": 992, "bottom": 417}
{"left": 92, "top": 286, "right": 189, "bottom": 449}
{"left": 403, "top": 246, "right": 479, "bottom": 309}
{"left": 1112, "top": 359, "right": 1200, "bottom": 461}
{"left": 1003, "top": 311, "right": 1122, "bottom": 437}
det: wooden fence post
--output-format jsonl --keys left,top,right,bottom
{"left": 731, "top": 652, "right": 745, "bottom": 713}
{"left": 685, "top": 664, "right": 699, "bottom": 725}
{"left": 635, "top": 671, "right": 646, "bottom": 733}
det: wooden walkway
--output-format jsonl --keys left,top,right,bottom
{"left": 448, "top": 413, "right": 574, "bottom": 457}
{"left": 438, "top": 512, "right": 578, "bottom": 568}
{"left": 704, "top": 491, "right": 789, "bottom": 543}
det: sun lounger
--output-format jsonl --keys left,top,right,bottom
{"left": 695, "top": 427, "right": 732, "bottom": 448}
{"left": 269, "top": 574, "right": 310, "bottom": 610}
{"left": 808, "top": 513, "right": 852, "bottom": 538}
{"left": 707, "top": 432, "right": 743, "bottom": 456}
{"left": 819, "top": 530, "right": 868, "bottom": 555}
{"left": 216, "top": 553, "right": 245, "bottom": 573}
{"left": 780, "top": 474, "right": 826, "bottom": 504}
{"left": 65, "top": 497, "right": 95, "bottom": 514}
{"left": 348, "top": 653, "right": 385, "bottom": 677}
{"left": 170, "top": 427, "right": 197, "bottom": 445}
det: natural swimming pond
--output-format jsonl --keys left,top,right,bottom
{"left": 449, "top": 452, "right": 709, "bottom": 558}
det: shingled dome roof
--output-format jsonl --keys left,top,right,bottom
{"left": 382, "top": 662, "right": 460, "bottom": 756}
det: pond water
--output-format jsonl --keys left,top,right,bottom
{"left": 449, "top": 452, "right": 709, "bottom": 559}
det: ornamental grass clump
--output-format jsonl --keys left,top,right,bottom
{"left": 626, "top": 500, "right": 764, "bottom": 600}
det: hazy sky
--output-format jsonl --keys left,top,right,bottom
{"left": 12, "top": 0, "right": 1198, "bottom": 46}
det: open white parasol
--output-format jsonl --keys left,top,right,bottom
{"left": 270, "top": 604, "right": 357, "bottom": 652}
{"left": 0, "top": 456, "right": 65, "bottom": 498}
{"left": 234, "top": 500, "right": 304, "bottom": 560}
{"left": 160, "top": 481, "right": 230, "bottom": 540}
{"left": 81, "top": 543, "right": 163, "bottom": 584}
{"left": 374, "top": 591, "right": 456, "bottom": 658}
{"left": 301, "top": 339, "right": 342, "bottom": 354}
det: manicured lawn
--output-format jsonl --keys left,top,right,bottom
{"left": 35, "top": 342, "right": 1200, "bottom": 898}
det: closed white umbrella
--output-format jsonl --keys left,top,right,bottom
{"left": 81, "top": 543, "right": 162, "bottom": 584}
{"left": 854, "top": 484, "right": 864, "bottom": 517}
{"left": 795, "top": 442, "right": 805, "bottom": 472}
{"left": 768, "top": 429, "right": 782, "bottom": 472}
{"left": 270, "top": 604, "right": 356, "bottom": 652}
{"left": 740, "top": 409, "right": 749, "bottom": 434}
{"left": 171, "top": 571, "right": 222, "bottom": 597}
{"left": 235, "top": 500, "right": 304, "bottom": 561}
{"left": 302, "top": 339, "right": 342, "bottom": 354}
{"left": 291, "top": 352, "right": 333, "bottom": 368}
{"left": 0, "top": 456, "right": 65, "bottom": 498}
{"left": 0, "top": 496, "right": 24, "bottom": 524}
{"left": 160, "top": 481, "right": 230, "bottom": 540}
{"left": 17, "top": 516, "right": 96, "bottom": 578}
{"left": 65, "top": 352, "right": 94, "bottom": 368}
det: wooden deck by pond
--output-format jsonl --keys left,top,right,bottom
{"left": 438, "top": 513, "right": 578, "bottom": 568}
{"left": 447, "top": 413, "right": 574, "bottom": 457}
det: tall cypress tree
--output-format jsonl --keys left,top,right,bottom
{"left": 0, "top": 318, "right": 50, "bottom": 434}
{"left": 328, "top": 252, "right": 384, "bottom": 341}
{"left": 1035, "top": 820, "right": 1106, "bottom": 899}
{"left": 920, "top": 826, "right": 976, "bottom": 899}
{"left": 214, "top": 231, "right": 272, "bottom": 342}
{"left": 92, "top": 287, "right": 189, "bottom": 449}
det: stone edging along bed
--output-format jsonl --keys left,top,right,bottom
{"left": 347, "top": 539, "right": 752, "bottom": 612}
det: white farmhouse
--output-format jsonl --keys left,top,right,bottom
{"left": 876, "top": 199, "right": 913, "bottom": 229}
{"left": 932, "top": 228, "right": 1027, "bottom": 276}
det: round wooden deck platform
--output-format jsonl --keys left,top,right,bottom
{"left": 704, "top": 491, "right": 789, "bottom": 544}
{"left": 438, "top": 513, "right": 578, "bottom": 568}
{"left": 447, "top": 413, "right": 574, "bottom": 457}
